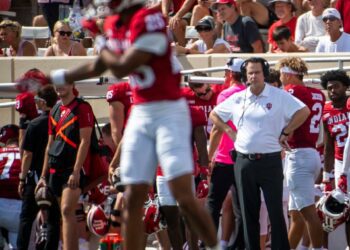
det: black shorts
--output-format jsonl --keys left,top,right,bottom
{"left": 48, "top": 168, "right": 86, "bottom": 197}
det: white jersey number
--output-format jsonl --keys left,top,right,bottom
{"left": 0, "top": 152, "right": 20, "bottom": 180}
{"left": 310, "top": 102, "right": 323, "bottom": 133}
{"left": 145, "top": 13, "right": 165, "bottom": 32}
{"left": 332, "top": 123, "right": 349, "bottom": 147}
{"left": 129, "top": 66, "right": 156, "bottom": 89}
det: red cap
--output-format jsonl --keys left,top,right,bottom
{"left": 16, "top": 68, "right": 49, "bottom": 93}
{"left": 212, "top": 0, "right": 237, "bottom": 10}
{"left": 15, "top": 92, "right": 39, "bottom": 120}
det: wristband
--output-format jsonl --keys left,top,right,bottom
{"left": 50, "top": 69, "right": 67, "bottom": 86}
{"left": 322, "top": 171, "right": 334, "bottom": 182}
{"left": 40, "top": 176, "right": 46, "bottom": 181}
{"left": 281, "top": 129, "right": 289, "bottom": 136}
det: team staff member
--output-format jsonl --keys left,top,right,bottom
{"left": 210, "top": 57, "right": 310, "bottom": 250}
{"left": 36, "top": 82, "right": 95, "bottom": 250}
{"left": 207, "top": 57, "right": 245, "bottom": 250}
{"left": 17, "top": 85, "right": 59, "bottom": 250}
{"left": 277, "top": 57, "right": 325, "bottom": 250}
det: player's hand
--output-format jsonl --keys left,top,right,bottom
{"left": 35, "top": 177, "right": 47, "bottom": 194}
{"left": 323, "top": 181, "right": 333, "bottom": 193}
{"left": 224, "top": 127, "right": 236, "bottom": 142}
{"left": 338, "top": 174, "right": 347, "bottom": 193}
{"left": 67, "top": 171, "right": 80, "bottom": 189}
{"left": 108, "top": 165, "right": 116, "bottom": 184}
{"left": 198, "top": 166, "right": 209, "bottom": 180}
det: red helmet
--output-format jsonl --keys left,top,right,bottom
{"left": 196, "top": 179, "right": 209, "bottom": 199}
{"left": 316, "top": 189, "right": 350, "bottom": 232}
{"left": 87, "top": 205, "right": 109, "bottom": 236}
{"left": 0, "top": 124, "right": 19, "bottom": 146}
{"left": 15, "top": 92, "right": 38, "bottom": 120}
{"left": 35, "top": 186, "right": 55, "bottom": 209}
{"left": 143, "top": 195, "right": 166, "bottom": 234}
{"left": 16, "top": 68, "right": 49, "bottom": 93}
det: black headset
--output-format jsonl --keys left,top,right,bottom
{"left": 240, "top": 57, "right": 270, "bottom": 83}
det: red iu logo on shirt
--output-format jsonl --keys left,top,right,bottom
{"left": 266, "top": 103, "right": 272, "bottom": 110}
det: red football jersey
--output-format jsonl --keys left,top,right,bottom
{"left": 0, "top": 146, "right": 21, "bottom": 199}
{"left": 323, "top": 101, "right": 349, "bottom": 161}
{"left": 157, "top": 106, "right": 206, "bottom": 176}
{"left": 181, "top": 87, "right": 220, "bottom": 137}
{"left": 106, "top": 82, "right": 133, "bottom": 127}
{"left": 103, "top": 8, "right": 182, "bottom": 104}
{"left": 284, "top": 84, "right": 325, "bottom": 149}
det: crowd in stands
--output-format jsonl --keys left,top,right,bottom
{"left": 1, "top": 0, "right": 350, "bottom": 57}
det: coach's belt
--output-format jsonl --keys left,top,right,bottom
{"left": 238, "top": 151, "right": 281, "bottom": 161}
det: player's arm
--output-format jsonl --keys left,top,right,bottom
{"left": 323, "top": 121, "right": 335, "bottom": 188}
{"left": 18, "top": 149, "right": 33, "bottom": 197}
{"left": 342, "top": 123, "right": 350, "bottom": 175}
{"left": 68, "top": 127, "right": 92, "bottom": 189}
{"left": 99, "top": 47, "right": 153, "bottom": 79}
{"left": 208, "top": 124, "right": 223, "bottom": 162}
{"left": 109, "top": 138, "right": 123, "bottom": 184}
{"left": 109, "top": 101, "right": 125, "bottom": 147}
{"left": 54, "top": 56, "right": 109, "bottom": 85}
{"left": 210, "top": 111, "right": 236, "bottom": 142}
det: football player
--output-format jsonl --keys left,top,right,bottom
{"left": 48, "top": 1, "right": 218, "bottom": 249}
{"left": 277, "top": 57, "right": 325, "bottom": 250}
{"left": 321, "top": 69, "right": 350, "bottom": 247}
{"left": 0, "top": 124, "right": 20, "bottom": 249}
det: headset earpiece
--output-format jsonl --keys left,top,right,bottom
{"left": 240, "top": 57, "right": 270, "bottom": 83}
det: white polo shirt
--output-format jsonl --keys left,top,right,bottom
{"left": 213, "top": 84, "right": 306, "bottom": 154}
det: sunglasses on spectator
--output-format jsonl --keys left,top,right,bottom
{"left": 322, "top": 16, "right": 338, "bottom": 22}
{"left": 196, "top": 26, "right": 212, "bottom": 32}
{"left": 57, "top": 30, "right": 72, "bottom": 36}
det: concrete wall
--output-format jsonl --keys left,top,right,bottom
{"left": 1, "top": 53, "right": 350, "bottom": 126}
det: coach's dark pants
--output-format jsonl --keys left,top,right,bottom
{"left": 206, "top": 162, "right": 245, "bottom": 249}
{"left": 234, "top": 152, "right": 290, "bottom": 250}
{"left": 17, "top": 175, "right": 60, "bottom": 250}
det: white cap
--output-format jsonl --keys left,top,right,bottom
{"left": 322, "top": 8, "right": 341, "bottom": 20}
{"left": 225, "top": 58, "right": 244, "bottom": 72}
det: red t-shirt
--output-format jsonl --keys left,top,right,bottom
{"left": 322, "top": 100, "right": 349, "bottom": 161}
{"left": 48, "top": 101, "right": 94, "bottom": 135}
{"left": 103, "top": 8, "right": 182, "bottom": 104}
{"left": 181, "top": 86, "right": 221, "bottom": 137}
{"left": 336, "top": 0, "right": 350, "bottom": 33}
{"left": 284, "top": 84, "right": 325, "bottom": 149}
{"left": 268, "top": 16, "right": 297, "bottom": 52}
{"left": 0, "top": 146, "right": 21, "bottom": 199}
{"left": 156, "top": 106, "right": 206, "bottom": 176}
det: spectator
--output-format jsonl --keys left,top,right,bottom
{"left": 17, "top": 85, "right": 59, "bottom": 250}
{"left": 295, "top": 0, "right": 327, "bottom": 52}
{"left": 0, "top": 20, "right": 37, "bottom": 56}
{"left": 336, "top": 0, "right": 350, "bottom": 33}
{"left": 175, "top": 15, "right": 231, "bottom": 54}
{"left": 316, "top": 8, "right": 350, "bottom": 52}
{"left": 272, "top": 25, "right": 308, "bottom": 52}
{"left": 190, "top": 0, "right": 213, "bottom": 26}
{"left": 235, "top": 0, "right": 278, "bottom": 28}
{"left": 166, "top": 0, "right": 197, "bottom": 46}
{"left": 267, "top": 0, "right": 297, "bottom": 52}
{"left": 212, "top": 0, "right": 264, "bottom": 53}
{"left": 44, "top": 20, "right": 86, "bottom": 56}
{"left": 0, "top": 124, "right": 20, "bottom": 249}
{"left": 210, "top": 57, "right": 309, "bottom": 250}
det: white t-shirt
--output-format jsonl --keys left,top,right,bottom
{"left": 213, "top": 84, "right": 305, "bottom": 154}
{"left": 192, "top": 38, "right": 231, "bottom": 53}
{"left": 315, "top": 32, "right": 350, "bottom": 52}
{"left": 295, "top": 11, "right": 325, "bottom": 52}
